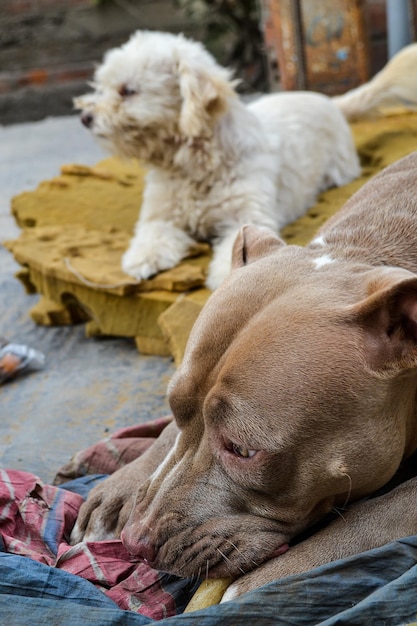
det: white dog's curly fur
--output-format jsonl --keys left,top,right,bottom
{"left": 75, "top": 32, "right": 417, "bottom": 289}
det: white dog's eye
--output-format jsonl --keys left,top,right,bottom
{"left": 118, "top": 85, "right": 137, "bottom": 98}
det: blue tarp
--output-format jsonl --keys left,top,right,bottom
{"left": 0, "top": 476, "right": 416, "bottom": 625}
{"left": 1, "top": 534, "right": 417, "bottom": 625}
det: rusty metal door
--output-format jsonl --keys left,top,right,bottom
{"left": 260, "top": 0, "right": 370, "bottom": 94}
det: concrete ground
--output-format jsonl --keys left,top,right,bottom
{"left": 0, "top": 116, "right": 175, "bottom": 483}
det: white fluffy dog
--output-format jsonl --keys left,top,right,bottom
{"left": 75, "top": 31, "right": 417, "bottom": 290}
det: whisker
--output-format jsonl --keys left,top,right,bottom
{"left": 332, "top": 506, "right": 347, "bottom": 522}
{"left": 339, "top": 471, "right": 353, "bottom": 511}
{"left": 196, "top": 564, "right": 202, "bottom": 581}
{"left": 176, "top": 553, "right": 196, "bottom": 574}
{"left": 224, "top": 538, "right": 259, "bottom": 568}
{"left": 217, "top": 547, "right": 245, "bottom": 575}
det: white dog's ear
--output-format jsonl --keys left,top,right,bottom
{"left": 178, "top": 61, "right": 234, "bottom": 137}
{"left": 232, "top": 225, "right": 285, "bottom": 269}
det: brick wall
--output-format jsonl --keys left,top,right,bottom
{"left": 0, "top": 0, "right": 200, "bottom": 124}
{"left": 0, "top": 0, "right": 390, "bottom": 125}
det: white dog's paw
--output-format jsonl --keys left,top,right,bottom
{"left": 122, "top": 220, "right": 197, "bottom": 280}
{"left": 122, "top": 248, "right": 170, "bottom": 280}
{"left": 205, "top": 267, "right": 229, "bottom": 291}
{"left": 206, "top": 229, "right": 242, "bottom": 290}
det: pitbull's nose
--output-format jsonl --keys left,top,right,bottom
{"left": 81, "top": 112, "right": 94, "bottom": 128}
{"left": 121, "top": 525, "right": 157, "bottom": 564}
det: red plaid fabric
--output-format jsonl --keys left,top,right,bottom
{"left": 54, "top": 416, "right": 173, "bottom": 484}
{"left": 0, "top": 418, "right": 196, "bottom": 619}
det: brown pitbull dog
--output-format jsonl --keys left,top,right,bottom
{"left": 71, "top": 151, "right": 417, "bottom": 600}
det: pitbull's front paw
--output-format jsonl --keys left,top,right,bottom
{"left": 122, "top": 220, "right": 196, "bottom": 280}
{"left": 220, "top": 550, "right": 299, "bottom": 602}
{"left": 70, "top": 463, "right": 141, "bottom": 544}
{"left": 220, "top": 576, "right": 258, "bottom": 602}
{"left": 71, "top": 421, "right": 180, "bottom": 545}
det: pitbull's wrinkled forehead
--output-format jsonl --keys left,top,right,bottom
{"left": 182, "top": 244, "right": 359, "bottom": 363}
{"left": 169, "top": 247, "right": 369, "bottom": 435}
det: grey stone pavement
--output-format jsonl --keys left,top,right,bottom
{"left": 0, "top": 116, "right": 175, "bottom": 482}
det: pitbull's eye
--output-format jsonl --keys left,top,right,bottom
{"left": 227, "top": 441, "right": 257, "bottom": 459}
{"left": 118, "top": 85, "right": 137, "bottom": 97}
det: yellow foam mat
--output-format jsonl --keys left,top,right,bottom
{"left": 5, "top": 112, "right": 417, "bottom": 365}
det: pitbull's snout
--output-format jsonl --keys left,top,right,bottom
{"left": 121, "top": 524, "right": 157, "bottom": 564}
{"left": 81, "top": 112, "right": 94, "bottom": 128}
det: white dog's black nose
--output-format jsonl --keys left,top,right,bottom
{"left": 81, "top": 112, "right": 94, "bottom": 128}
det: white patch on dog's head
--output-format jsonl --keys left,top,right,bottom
{"left": 75, "top": 30, "right": 237, "bottom": 166}
{"left": 313, "top": 254, "right": 335, "bottom": 269}
{"left": 311, "top": 235, "right": 326, "bottom": 246}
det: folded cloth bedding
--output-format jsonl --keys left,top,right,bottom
{"left": 1, "top": 418, "right": 417, "bottom": 626}
{"left": 0, "top": 417, "right": 196, "bottom": 620}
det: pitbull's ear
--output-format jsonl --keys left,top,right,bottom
{"left": 178, "top": 61, "right": 234, "bottom": 137}
{"left": 232, "top": 225, "right": 286, "bottom": 269}
{"left": 351, "top": 268, "right": 417, "bottom": 372}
